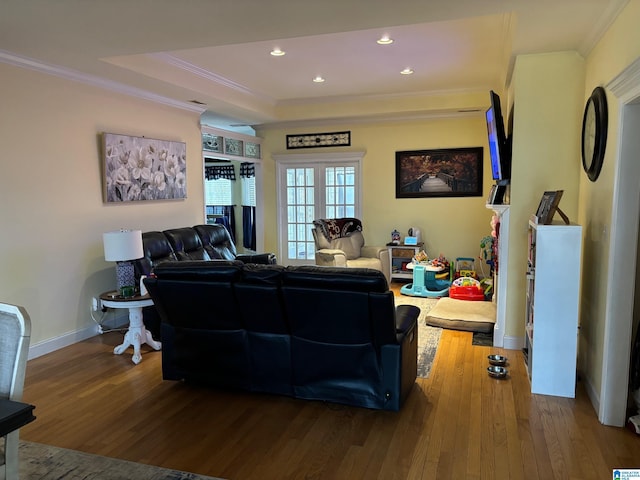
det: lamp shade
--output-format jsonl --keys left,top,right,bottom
{"left": 103, "top": 230, "right": 143, "bottom": 262}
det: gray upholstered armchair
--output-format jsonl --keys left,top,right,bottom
{"left": 311, "top": 218, "right": 391, "bottom": 284}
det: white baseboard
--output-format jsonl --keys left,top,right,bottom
{"left": 28, "top": 324, "right": 100, "bottom": 360}
{"left": 29, "top": 310, "right": 130, "bottom": 360}
{"left": 502, "top": 335, "right": 524, "bottom": 350}
{"left": 582, "top": 371, "right": 601, "bottom": 419}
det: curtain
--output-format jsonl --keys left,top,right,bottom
{"left": 211, "top": 205, "right": 236, "bottom": 243}
{"left": 240, "top": 163, "right": 256, "bottom": 250}
{"left": 205, "top": 164, "right": 236, "bottom": 181}
{"left": 242, "top": 206, "right": 256, "bottom": 250}
{"left": 239, "top": 162, "right": 255, "bottom": 178}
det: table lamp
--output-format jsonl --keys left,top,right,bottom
{"left": 103, "top": 229, "right": 143, "bottom": 297}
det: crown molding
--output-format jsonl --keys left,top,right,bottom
{"left": 578, "top": 0, "right": 630, "bottom": 57}
{"left": 277, "top": 85, "right": 488, "bottom": 107}
{"left": 255, "top": 107, "right": 483, "bottom": 131}
{"left": 151, "top": 53, "right": 274, "bottom": 105}
{"left": 0, "top": 50, "right": 206, "bottom": 114}
{"left": 608, "top": 56, "right": 640, "bottom": 102}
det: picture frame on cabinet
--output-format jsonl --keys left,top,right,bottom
{"left": 535, "top": 190, "right": 569, "bottom": 225}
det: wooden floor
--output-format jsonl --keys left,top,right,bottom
{"left": 20, "top": 290, "right": 640, "bottom": 479}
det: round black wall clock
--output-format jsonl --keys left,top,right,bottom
{"left": 581, "top": 86, "right": 608, "bottom": 182}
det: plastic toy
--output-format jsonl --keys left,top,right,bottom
{"left": 479, "top": 235, "right": 494, "bottom": 276}
{"left": 449, "top": 276, "right": 485, "bottom": 301}
{"left": 413, "top": 250, "right": 428, "bottom": 262}
{"left": 400, "top": 264, "right": 451, "bottom": 298}
{"left": 454, "top": 257, "right": 477, "bottom": 279}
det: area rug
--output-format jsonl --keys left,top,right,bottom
{"left": 394, "top": 296, "right": 441, "bottom": 378}
{"left": 18, "top": 441, "right": 225, "bottom": 480}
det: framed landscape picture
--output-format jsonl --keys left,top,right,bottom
{"left": 395, "top": 147, "right": 483, "bottom": 198}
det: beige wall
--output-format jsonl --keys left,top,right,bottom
{"left": 257, "top": 115, "right": 495, "bottom": 268}
{"left": 0, "top": 62, "right": 203, "bottom": 351}
{"left": 577, "top": 0, "right": 640, "bottom": 404}
{"left": 506, "top": 51, "right": 585, "bottom": 342}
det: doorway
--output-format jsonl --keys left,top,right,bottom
{"left": 274, "top": 152, "right": 364, "bottom": 266}
{"left": 600, "top": 63, "right": 640, "bottom": 426}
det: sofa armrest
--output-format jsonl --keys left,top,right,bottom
{"left": 380, "top": 305, "right": 419, "bottom": 411}
{"left": 360, "top": 246, "right": 391, "bottom": 284}
{"left": 395, "top": 304, "right": 419, "bottom": 340}
{"left": 361, "top": 245, "right": 387, "bottom": 259}
{"left": 315, "top": 249, "right": 347, "bottom": 267}
{"left": 236, "top": 253, "right": 277, "bottom": 265}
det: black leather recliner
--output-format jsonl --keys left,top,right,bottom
{"left": 133, "top": 224, "right": 277, "bottom": 339}
{"left": 192, "top": 224, "right": 276, "bottom": 265}
{"left": 144, "top": 262, "right": 419, "bottom": 411}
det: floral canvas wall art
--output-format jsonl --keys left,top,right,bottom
{"left": 102, "top": 133, "right": 187, "bottom": 202}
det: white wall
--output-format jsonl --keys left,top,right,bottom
{"left": 0, "top": 62, "right": 204, "bottom": 356}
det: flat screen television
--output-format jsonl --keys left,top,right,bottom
{"left": 485, "top": 90, "right": 511, "bottom": 184}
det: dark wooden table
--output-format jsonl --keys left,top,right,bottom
{"left": 0, "top": 398, "right": 35, "bottom": 437}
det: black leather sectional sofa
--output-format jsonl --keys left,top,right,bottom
{"left": 134, "top": 224, "right": 276, "bottom": 277}
{"left": 133, "top": 224, "right": 276, "bottom": 339}
{"left": 144, "top": 262, "right": 420, "bottom": 411}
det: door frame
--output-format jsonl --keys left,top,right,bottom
{"left": 273, "top": 151, "right": 364, "bottom": 265}
{"left": 599, "top": 58, "right": 640, "bottom": 425}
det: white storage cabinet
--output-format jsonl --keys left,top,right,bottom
{"left": 524, "top": 220, "right": 582, "bottom": 398}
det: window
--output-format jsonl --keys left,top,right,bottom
{"left": 205, "top": 178, "right": 232, "bottom": 205}
{"left": 241, "top": 176, "right": 256, "bottom": 207}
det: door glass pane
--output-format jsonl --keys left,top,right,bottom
{"left": 285, "top": 167, "right": 315, "bottom": 261}
{"left": 306, "top": 205, "right": 315, "bottom": 223}
{"left": 325, "top": 166, "right": 355, "bottom": 219}
{"left": 287, "top": 242, "right": 297, "bottom": 259}
{"left": 346, "top": 186, "right": 355, "bottom": 204}
{"left": 279, "top": 160, "right": 359, "bottom": 265}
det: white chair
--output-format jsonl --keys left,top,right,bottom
{"left": 0, "top": 303, "right": 31, "bottom": 480}
{"left": 312, "top": 218, "right": 391, "bottom": 284}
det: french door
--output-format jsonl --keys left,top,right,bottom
{"left": 274, "top": 152, "right": 363, "bottom": 265}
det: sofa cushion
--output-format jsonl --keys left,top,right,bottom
{"left": 313, "top": 229, "right": 365, "bottom": 260}
{"left": 151, "top": 260, "right": 243, "bottom": 281}
{"left": 193, "top": 224, "right": 237, "bottom": 260}
{"left": 283, "top": 265, "right": 388, "bottom": 293}
{"left": 346, "top": 257, "right": 382, "bottom": 271}
{"left": 135, "top": 231, "right": 178, "bottom": 277}
{"left": 163, "top": 227, "right": 210, "bottom": 261}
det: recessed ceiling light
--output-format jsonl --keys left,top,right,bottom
{"left": 313, "top": 76, "right": 325, "bottom": 83}
{"left": 400, "top": 68, "right": 414, "bottom": 75}
{"left": 270, "top": 48, "right": 286, "bottom": 57}
{"left": 377, "top": 35, "right": 394, "bottom": 45}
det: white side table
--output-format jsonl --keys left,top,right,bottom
{"left": 99, "top": 291, "right": 161, "bottom": 364}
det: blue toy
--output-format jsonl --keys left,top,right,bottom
{"left": 400, "top": 264, "right": 451, "bottom": 298}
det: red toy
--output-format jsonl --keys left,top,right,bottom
{"left": 449, "top": 276, "right": 485, "bottom": 301}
